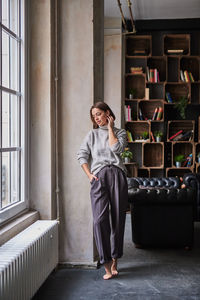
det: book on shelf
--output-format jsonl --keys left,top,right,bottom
{"left": 148, "top": 68, "right": 160, "bottom": 83}
{"left": 169, "top": 130, "right": 183, "bottom": 141}
{"left": 150, "top": 131, "right": 155, "bottom": 142}
{"left": 124, "top": 105, "right": 132, "bottom": 122}
{"left": 165, "top": 92, "right": 173, "bottom": 103}
{"left": 146, "top": 66, "right": 150, "bottom": 81}
{"left": 184, "top": 70, "right": 190, "bottom": 82}
{"left": 182, "top": 153, "right": 193, "bottom": 167}
{"left": 176, "top": 130, "right": 193, "bottom": 141}
{"left": 156, "top": 107, "right": 163, "bottom": 120}
{"left": 180, "top": 70, "right": 185, "bottom": 82}
{"left": 188, "top": 72, "right": 194, "bottom": 82}
{"left": 139, "top": 108, "right": 144, "bottom": 120}
{"left": 167, "top": 49, "right": 184, "bottom": 54}
{"left": 152, "top": 107, "right": 158, "bottom": 120}
{"left": 133, "top": 49, "right": 146, "bottom": 55}
{"left": 126, "top": 130, "right": 133, "bottom": 142}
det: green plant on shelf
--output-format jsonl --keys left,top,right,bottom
{"left": 154, "top": 131, "right": 163, "bottom": 138}
{"left": 174, "top": 154, "right": 185, "bottom": 162}
{"left": 120, "top": 148, "right": 133, "bottom": 159}
{"left": 174, "top": 96, "right": 188, "bottom": 119}
{"left": 142, "top": 131, "right": 149, "bottom": 140}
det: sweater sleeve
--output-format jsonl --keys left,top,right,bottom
{"left": 77, "top": 131, "right": 91, "bottom": 165}
{"left": 109, "top": 129, "right": 127, "bottom": 154}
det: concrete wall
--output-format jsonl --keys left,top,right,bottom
{"left": 59, "top": 0, "right": 95, "bottom": 265}
{"left": 29, "top": 0, "right": 105, "bottom": 266}
{"left": 29, "top": 0, "right": 53, "bottom": 219}
{"left": 104, "top": 18, "right": 122, "bottom": 128}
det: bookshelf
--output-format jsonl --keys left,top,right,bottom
{"left": 124, "top": 33, "right": 200, "bottom": 178}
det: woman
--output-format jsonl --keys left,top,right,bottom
{"left": 77, "top": 102, "right": 128, "bottom": 280}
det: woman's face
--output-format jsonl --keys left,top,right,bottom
{"left": 92, "top": 108, "right": 109, "bottom": 127}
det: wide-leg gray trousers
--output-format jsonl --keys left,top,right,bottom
{"left": 90, "top": 165, "right": 128, "bottom": 264}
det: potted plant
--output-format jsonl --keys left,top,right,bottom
{"left": 154, "top": 131, "right": 163, "bottom": 142}
{"left": 121, "top": 148, "right": 133, "bottom": 163}
{"left": 142, "top": 131, "right": 149, "bottom": 140}
{"left": 174, "top": 96, "right": 188, "bottom": 119}
{"left": 197, "top": 152, "right": 200, "bottom": 163}
{"left": 128, "top": 88, "right": 136, "bottom": 100}
{"left": 174, "top": 154, "right": 185, "bottom": 168}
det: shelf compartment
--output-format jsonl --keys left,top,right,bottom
{"left": 180, "top": 56, "right": 199, "bottom": 82}
{"left": 172, "top": 142, "right": 194, "bottom": 167}
{"left": 166, "top": 167, "right": 193, "bottom": 178}
{"left": 151, "top": 122, "right": 165, "bottom": 142}
{"left": 125, "top": 74, "right": 146, "bottom": 99}
{"left": 126, "top": 121, "right": 150, "bottom": 141}
{"left": 150, "top": 168, "right": 165, "bottom": 177}
{"left": 128, "top": 143, "right": 143, "bottom": 168}
{"left": 124, "top": 100, "right": 138, "bottom": 121}
{"left": 191, "top": 83, "right": 200, "bottom": 104}
{"left": 147, "top": 83, "right": 164, "bottom": 99}
{"left": 167, "top": 57, "right": 179, "bottom": 82}
{"left": 143, "top": 143, "right": 164, "bottom": 167}
{"left": 125, "top": 163, "right": 138, "bottom": 178}
{"left": 163, "top": 34, "right": 190, "bottom": 55}
{"left": 167, "top": 120, "right": 195, "bottom": 142}
{"left": 195, "top": 143, "right": 200, "bottom": 163}
{"left": 165, "top": 83, "right": 190, "bottom": 103}
{"left": 139, "top": 100, "right": 164, "bottom": 122}
{"left": 125, "top": 57, "right": 147, "bottom": 74}
{"left": 126, "top": 35, "right": 152, "bottom": 56}
{"left": 138, "top": 168, "right": 149, "bottom": 177}
{"left": 147, "top": 57, "right": 167, "bottom": 82}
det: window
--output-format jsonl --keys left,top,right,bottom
{"left": 0, "top": 0, "right": 27, "bottom": 224}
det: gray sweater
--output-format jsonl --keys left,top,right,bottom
{"left": 77, "top": 125, "right": 127, "bottom": 175}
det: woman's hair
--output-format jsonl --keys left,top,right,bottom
{"left": 90, "top": 101, "right": 116, "bottom": 128}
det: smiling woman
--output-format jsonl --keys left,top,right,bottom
{"left": 77, "top": 101, "right": 128, "bottom": 280}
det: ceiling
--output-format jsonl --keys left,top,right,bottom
{"left": 104, "top": 0, "right": 200, "bottom": 20}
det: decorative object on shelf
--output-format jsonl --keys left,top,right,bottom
{"left": 174, "top": 96, "right": 188, "bottom": 119}
{"left": 197, "top": 152, "right": 200, "bottom": 163}
{"left": 154, "top": 131, "right": 163, "bottom": 142}
{"left": 174, "top": 154, "right": 185, "bottom": 168}
{"left": 121, "top": 147, "right": 133, "bottom": 163}
{"left": 128, "top": 88, "right": 136, "bottom": 99}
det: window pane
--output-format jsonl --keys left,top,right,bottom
{"left": 1, "top": 151, "right": 20, "bottom": 208}
{"left": 2, "top": 0, "right": 20, "bottom": 35}
{"left": 2, "top": 30, "right": 19, "bottom": 91}
{"left": 2, "top": 0, "right": 9, "bottom": 28}
{"left": 2, "top": 92, "right": 19, "bottom": 148}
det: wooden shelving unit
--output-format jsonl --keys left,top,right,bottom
{"left": 124, "top": 33, "right": 200, "bottom": 178}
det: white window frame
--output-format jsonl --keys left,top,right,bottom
{"left": 0, "top": 0, "right": 28, "bottom": 225}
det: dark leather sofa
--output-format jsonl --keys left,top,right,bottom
{"left": 183, "top": 173, "right": 200, "bottom": 221}
{"left": 127, "top": 177, "right": 195, "bottom": 248}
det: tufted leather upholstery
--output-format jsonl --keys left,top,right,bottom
{"left": 183, "top": 173, "right": 200, "bottom": 221}
{"left": 127, "top": 176, "right": 195, "bottom": 248}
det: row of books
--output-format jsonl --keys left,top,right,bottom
{"left": 165, "top": 92, "right": 173, "bottom": 103}
{"left": 124, "top": 105, "right": 132, "bottom": 122}
{"left": 146, "top": 67, "right": 160, "bottom": 83}
{"left": 169, "top": 130, "right": 193, "bottom": 141}
{"left": 180, "top": 70, "right": 195, "bottom": 82}
{"left": 182, "top": 153, "right": 193, "bottom": 167}
{"left": 126, "top": 130, "right": 133, "bottom": 142}
{"left": 130, "top": 67, "right": 143, "bottom": 74}
{"left": 152, "top": 107, "right": 163, "bottom": 120}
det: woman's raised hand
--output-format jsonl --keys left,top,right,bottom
{"left": 107, "top": 115, "right": 114, "bottom": 129}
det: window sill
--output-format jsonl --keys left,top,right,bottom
{"left": 0, "top": 210, "right": 39, "bottom": 246}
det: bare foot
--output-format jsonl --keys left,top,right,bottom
{"left": 103, "top": 261, "right": 112, "bottom": 280}
{"left": 111, "top": 258, "right": 118, "bottom": 276}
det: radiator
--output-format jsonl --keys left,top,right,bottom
{"left": 0, "top": 220, "right": 58, "bottom": 300}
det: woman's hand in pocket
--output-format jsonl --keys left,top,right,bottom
{"left": 89, "top": 173, "right": 98, "bottom": 183}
